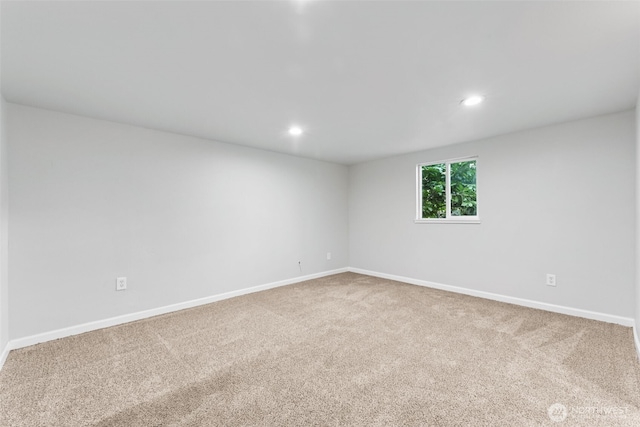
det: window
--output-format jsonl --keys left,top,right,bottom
{"left": 416, "top": 157, "right": 479, "bottom": 223}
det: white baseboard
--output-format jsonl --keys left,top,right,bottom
{"left": 349, "top": 267, "right": 635, "bottom": 327}
{"left": 2, "top": 268, "right": 348, "bottom": 360}
{"left": 0, "top": 342, "right": 9, "bottom": 370}
{"left": 1, "top": 266, "right": 637, "bottom": 371}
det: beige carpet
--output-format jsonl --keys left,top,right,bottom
{"left": 1, "top": 272, "right": 639, "bottom": 426}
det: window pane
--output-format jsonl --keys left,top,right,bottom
{"left": 421, "top": 164, "right": 446, "bottom": 218}
{"left": 450, "top": 160, "right": 477, "bottom": 216}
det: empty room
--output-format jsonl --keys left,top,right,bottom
{"left": 0, "top": 1, "right": 639, "bottom": 425}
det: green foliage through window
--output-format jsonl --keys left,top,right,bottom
{"left": 421, "top": 163, "right": 446, "bottom": 218}
{"left": 420, "top": 159, "right": 477, "bottom": 219}
{"left": 450, "top": 160, "right": 477, "bottom": 216}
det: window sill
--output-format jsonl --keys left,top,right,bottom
{"left": 414, "top": 218, "right": 481, "bottom": 224}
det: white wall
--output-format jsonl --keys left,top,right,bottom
{"left": 350, "top": 111, "right": 636, "bottom": 318}
{"left": 8, "top": 104, "right": 349, "bottom": 340}
{"left": 5, "top": 103, "right": 637, "bottom": 342}
{"left": 0, "top": 97, "right": 8, "bottom": 353}
{"left": 636, "top": 91, "right": 640, "bottom": 342}
{"left": 0, "top": 2, "right": 8, "bottom": 356}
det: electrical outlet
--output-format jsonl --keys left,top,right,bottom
{"left": 546, "top": 274, "right": 556, "bottom": 287}
{"left": 327, "top": 252, "right": 332, "bottom": 260}
{"left": 116, "top": 277, "right": 127, "bottom": 291}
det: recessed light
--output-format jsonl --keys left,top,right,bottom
{"left": 288, "top": 126, "right": 303, "bottom": 136}
{"left": 461, "top": 95, "right": 484, "bottom": 107}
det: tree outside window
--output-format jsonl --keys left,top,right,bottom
{"left": 417, "top": 158, "right": 478, "bottom": 222}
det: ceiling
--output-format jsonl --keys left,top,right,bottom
{"left": 2, "top": 1, "right": 639, "bottom": 165}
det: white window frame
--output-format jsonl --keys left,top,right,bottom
{"left": 415, "top": 156, "right": 480, "bottom": 224}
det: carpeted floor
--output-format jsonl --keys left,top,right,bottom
{"left": 1, "top": 272, "right": 639, "bottom": 426}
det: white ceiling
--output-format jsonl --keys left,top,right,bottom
{"left": 2, "top": 1, "right": 639, "bottom": 165}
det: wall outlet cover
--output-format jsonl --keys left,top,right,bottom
{"left": 116, "top": 277, "right": 127, "bottom": 291}
{"left": 546, "top": 274, "right": 556, "bottom": 287}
